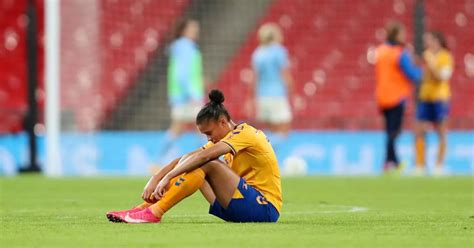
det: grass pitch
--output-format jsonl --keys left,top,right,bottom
{"left": 0, "top": 175, "right": 472, "bottom": 247}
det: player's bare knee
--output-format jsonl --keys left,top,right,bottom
{"left": 201, "top": 159, "right": 225, "bottom": 174}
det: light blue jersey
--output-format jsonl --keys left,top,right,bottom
{"left": 252, "top": 43, "right": 289, "bottom": 97}
{"left": 168, "top": 37, "right": 204, "bottom": 106}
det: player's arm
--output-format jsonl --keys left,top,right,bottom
{"left": 141, "top": 148, "right": 202, "bottom": 202}
{"left": 399, "top": 50, "right": 423, "bottom": 84}
{"left": 153, "top": 142, "right": 232, "bottom": 198}
{"left": 279, "top": 47, "right": 295, "bottom": 102}
{"left": 282, "top": 67, "right": 294, "bottom": 100}
{"left": 426, "top": 65, "right": 452, "bottom": 82}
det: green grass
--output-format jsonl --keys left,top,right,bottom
{"left": 1, "top": 175, "right": 473, "bottom": 247}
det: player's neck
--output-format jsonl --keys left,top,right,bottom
{"left": 229, "top": 120, "right": 237, "bottom": 130}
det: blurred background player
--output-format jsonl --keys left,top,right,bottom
{"left": 374, "top": 21, "right": 422, "bottom": 172}
{"left": 414, "top": 31, "right": 454, "bottom": 176}
{"left": 158, "top": 18, "right": 205, "bottom": 164}
{"left": 250, "top": 23, "right": 294, "bottom": 145}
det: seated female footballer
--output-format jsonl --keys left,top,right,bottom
{"left": 107, "top": 89, "right": 282, "bottom": 223}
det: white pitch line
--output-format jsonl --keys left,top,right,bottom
{"left": 285, "top": 206, "right": 369, "bottom": 215}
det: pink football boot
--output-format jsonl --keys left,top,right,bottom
{"left": 106, "top": 207, "right": 142, "bottom": 223}
{"left": 122, "top": 208, "right": 161, "bottom": 224}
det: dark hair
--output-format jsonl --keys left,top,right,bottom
{"left": 385, "top": 21, "right": 405, "bottom": 45}
{"left": 196, "top": 90, "right": 231, "bottom": 124}
{"left": 172, "top": 18, "right": 195, "bottom": 40}
{"left": 430, "top": 31, "right": 448, "bottom": 50}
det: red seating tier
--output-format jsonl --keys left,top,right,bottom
{"left": 1, "top": 0, "right": 189, "bottom": 132}
{"left": 215, "top": 0, "right": 473, "bottom": 129}
{"left": 0, "top": 0, "right": 44, "bottom": 133}
{"left": 60, "top": 0, "right": 190, "bottom": 130}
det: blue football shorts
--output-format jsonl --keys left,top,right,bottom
{"left": 416, "top": 101, "right": 449, "bottom": 123}
{"left": 209, "top": 178, "right": 279, "bottom": 223}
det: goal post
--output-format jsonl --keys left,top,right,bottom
{"left": 45, "top": 0, "right": 61, "bottom": 176}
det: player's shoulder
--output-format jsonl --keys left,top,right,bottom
{"left": 238, "top": 122, "right": 255, "bottom": 131}
{"left": 233, "top": 122, "right": 252, "bottom": 134}
{"left": 252, "top": 46, "right": 268, "bottom": 62}
{"left": 202, "top": 141, "right": 214, "bottom": 150}
{"left": 271, "top": 43, "right": 287, "bottom": 54}
{"left": 172, "top": 38, "right": 196, "bottom": 51}
{"left": 439, "top": 49, "right": 451, "bottom": 56}
{"left": 228, "top": 123, "right": 255, "bottom": 138}
{"left": 376, "top": 43, "right": 403, "bottom": 59}
{"left": 252, "top": 47, "right": 262, "bottom": 59}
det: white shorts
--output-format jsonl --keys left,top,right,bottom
{"left": 171, "top": 101, "right": 202, "bottom": 122}
{"left": 256, "top": 97, "right": 292, "bottom": 124}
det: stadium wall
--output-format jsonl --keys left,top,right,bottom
{"left": 1, "top": 131, "right": 472, "bottom": 176}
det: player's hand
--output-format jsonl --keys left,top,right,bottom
{"left": 414, "top": 54, "right": 423, "bottom": 65}
{"left": 141, "top": 175, "right": 160, "bottom": 203}
{"left": 153, "top": 176, "right": 170, "bottom": 200}
{"left": 406, "top": 43, "right": 415, "bottom": 55}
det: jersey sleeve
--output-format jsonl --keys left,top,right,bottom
{"left": 220, "top": 128, "right": 254, "bottom": 155}
{"left": 202, "top": 141, "right": 214, "bottom": 150}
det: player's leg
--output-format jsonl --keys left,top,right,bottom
{"left": 106, "top": 175, "right": 182, "bottom": 222}
{"left": 157, "top": 120, "right": 183, "bottom": 165}
{"left": 122, "top": 160, "right": 236, "bottom": 223}
{"left": 381, "top": 108, "right": 392, "bottom": 170}
{"left": 414, "top": 101, "right": 434, "bottom": 174}
{"left": 390, "top": 103, "right": 404, "bottom": 166}
{"left": 273, "top": 123, "right": 290, "bottom": 135}
{"left": 199, "top": 180, "right": 216, "bottom": 204}
{"left": 134, "top": 160, "right": 237, "bottom": 220}
{"left": 155, "top": 158, "right": 239, "bottom": 214}
{"left": 257, "top": 97, "right": 279, "bottom": 134}
{"left": 121, "top": 167, "right": 206, "bottom": 223}
{"left": 203, "top": 160, "right": 279, "bottom": 223}
{"left": 108, "top": 152, "right": 197, "bottom": 222}
{"left": 434, "top": 120, "right": 447, "bottom": 167}
{"left": 200, "top": 160, "right": 240, "bottom": 208}
{"left": 433, "top": 102, "right": 449, "bottom": 174}
{"left": 157, "top": 103, "right": 200, "bottom": 164}
{"left": 382, "top": 106, "right": 396, "bottom": 168}
{"left": 383, "top": 103, "right": 404, "bottom": 171}
{"left": 266, "top": 97, "right": 292, "bottom": 152}
{"left": 272, "top": 97, "right": 292, "bottom": 135}
{"left": 123, "top": 159, "right": 276, "bottom": 223}
{"left": 414, "top": 120, "right": 428, "bottom": 170}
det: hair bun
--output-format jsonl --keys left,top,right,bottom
{"left": 208, "top": 89, "right": 225, "bottom": 104}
